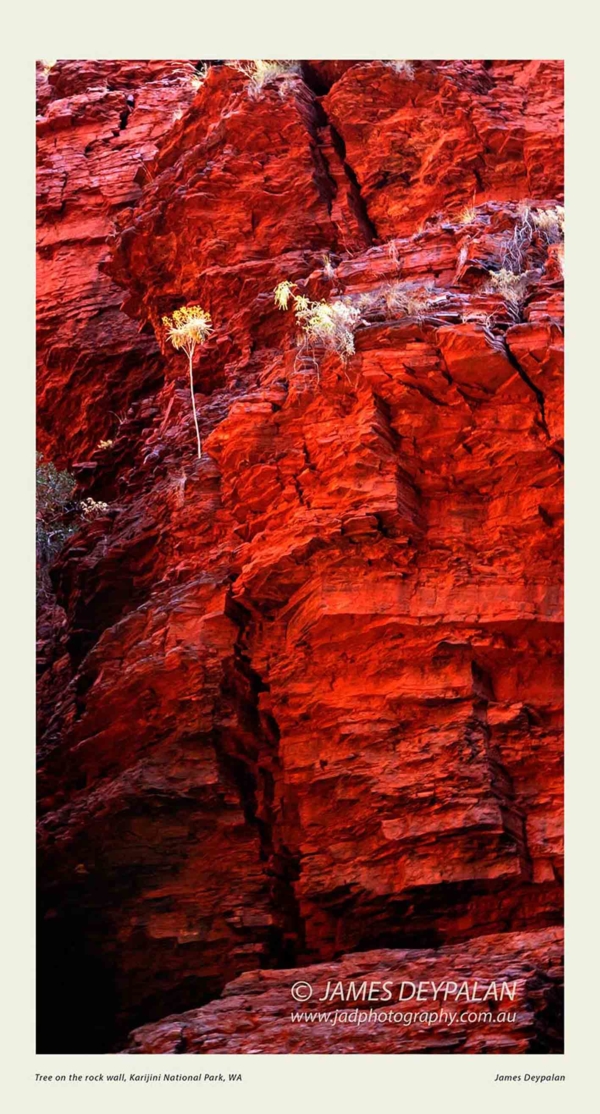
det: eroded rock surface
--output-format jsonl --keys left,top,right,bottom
{"left": 37, "top": 59, "right": 563, "bottom": 1053}
{"left": 125, "top": 928, "right": 564, "bottom": 1054}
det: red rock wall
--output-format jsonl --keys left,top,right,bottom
{"left": 126, "top": 928, "right": 564, "bottom": 1054}
{"left": 36, "top": 59, "right": 563, "bottom": 1053}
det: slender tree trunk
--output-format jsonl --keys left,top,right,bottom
{"left": 188, "top": 346, "right": 202, "bottom": 458}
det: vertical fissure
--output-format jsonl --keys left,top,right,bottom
{"left": 218, "top": 597, "right": 306, "bottom": 967}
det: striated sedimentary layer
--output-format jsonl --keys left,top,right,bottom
{"left": 36, "top": 59, "right": 564, "bottom": 1053}
{"left": 125, "top": 927, "right": 564, "bottom": 1054}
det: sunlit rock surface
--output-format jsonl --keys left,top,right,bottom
{"left": 36, "top": 59, "right": 563, "bottom": 1053}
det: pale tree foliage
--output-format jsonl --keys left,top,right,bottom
{"left": 274, "top": 281, "right": 361, "bottom": 362}
{"left": 162, "top": 306, "right": 213, "bottom": 458}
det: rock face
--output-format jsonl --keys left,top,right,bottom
{"left": 36, "top": 60, "right": 198, "bottom": 465}
{"left": 125, "top": 927, "right": 564, "bottom": 1054}
{"left": 36, "top": 59, "right": 564, "bottom": 1054}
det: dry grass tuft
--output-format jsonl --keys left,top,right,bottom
{"left": 384, "top": 282, "right": 438, "bottom": 318}
{"left": 231, "top": 60, "right": 301, "bottom": 99}
{"left": 486, "top": 268, "right": 531, "bottom": 307}
{"left": 500, "top": 205, "right": 564, "bottom": 275}
{"left": 458, "top": 205, "right": 477, "bottom": 225}
{"left": 531, "top": 205, "right": 564, "bottom": 243}
{"left": 383, "top": 60, "right": 415, "bottom": 78}
{"left": 356, "top": 280, "right": 442, "bottom": 321}
{"left": 274, "top": 276, "right": 447, "bottom": 370}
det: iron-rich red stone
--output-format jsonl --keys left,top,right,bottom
{"left": 36, "top": 59, "right": 563, "bottom": 1053}
{"left": 125, "top": 927, "right": 564, "bottom": 1054}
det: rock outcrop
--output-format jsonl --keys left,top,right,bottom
{"left": 125, "top": 927, "right": 564, "bottom": 1054}
{"left": 36, "top": 59, "right": 563, "bottom": 1053}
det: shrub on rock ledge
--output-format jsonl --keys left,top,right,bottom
{"left": 36, "top": 453, "right": 76, "bottom": 572}
{"left": 274, "top": 281, "right": 361, "bottom": 363}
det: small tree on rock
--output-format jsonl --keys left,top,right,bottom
{"left": 162, "top": 305, "right": 213, "bottom": 458}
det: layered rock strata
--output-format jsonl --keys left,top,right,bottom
{"left": 36, "top": 59, "right": 564, "bottom": 1053}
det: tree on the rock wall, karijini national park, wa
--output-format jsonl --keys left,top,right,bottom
{"left": 162, "top": 305, "right": 213, "bottom": 458}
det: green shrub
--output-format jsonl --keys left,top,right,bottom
{"left": 36, "top": 454, "right": 76, "bottom": 565}
{"left": 36, "top": 455, "right": 112, "bottom": 602}
{"left": 36, "top": 454, "right": 76, "bottom": 601}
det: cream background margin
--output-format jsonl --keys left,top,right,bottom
{"left": 1, "top": 2, "right": 598, "bottom": 1110}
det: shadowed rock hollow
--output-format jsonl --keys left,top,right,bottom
{"left": 36, "top": 58, "right": 564, "bottom": 1054}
